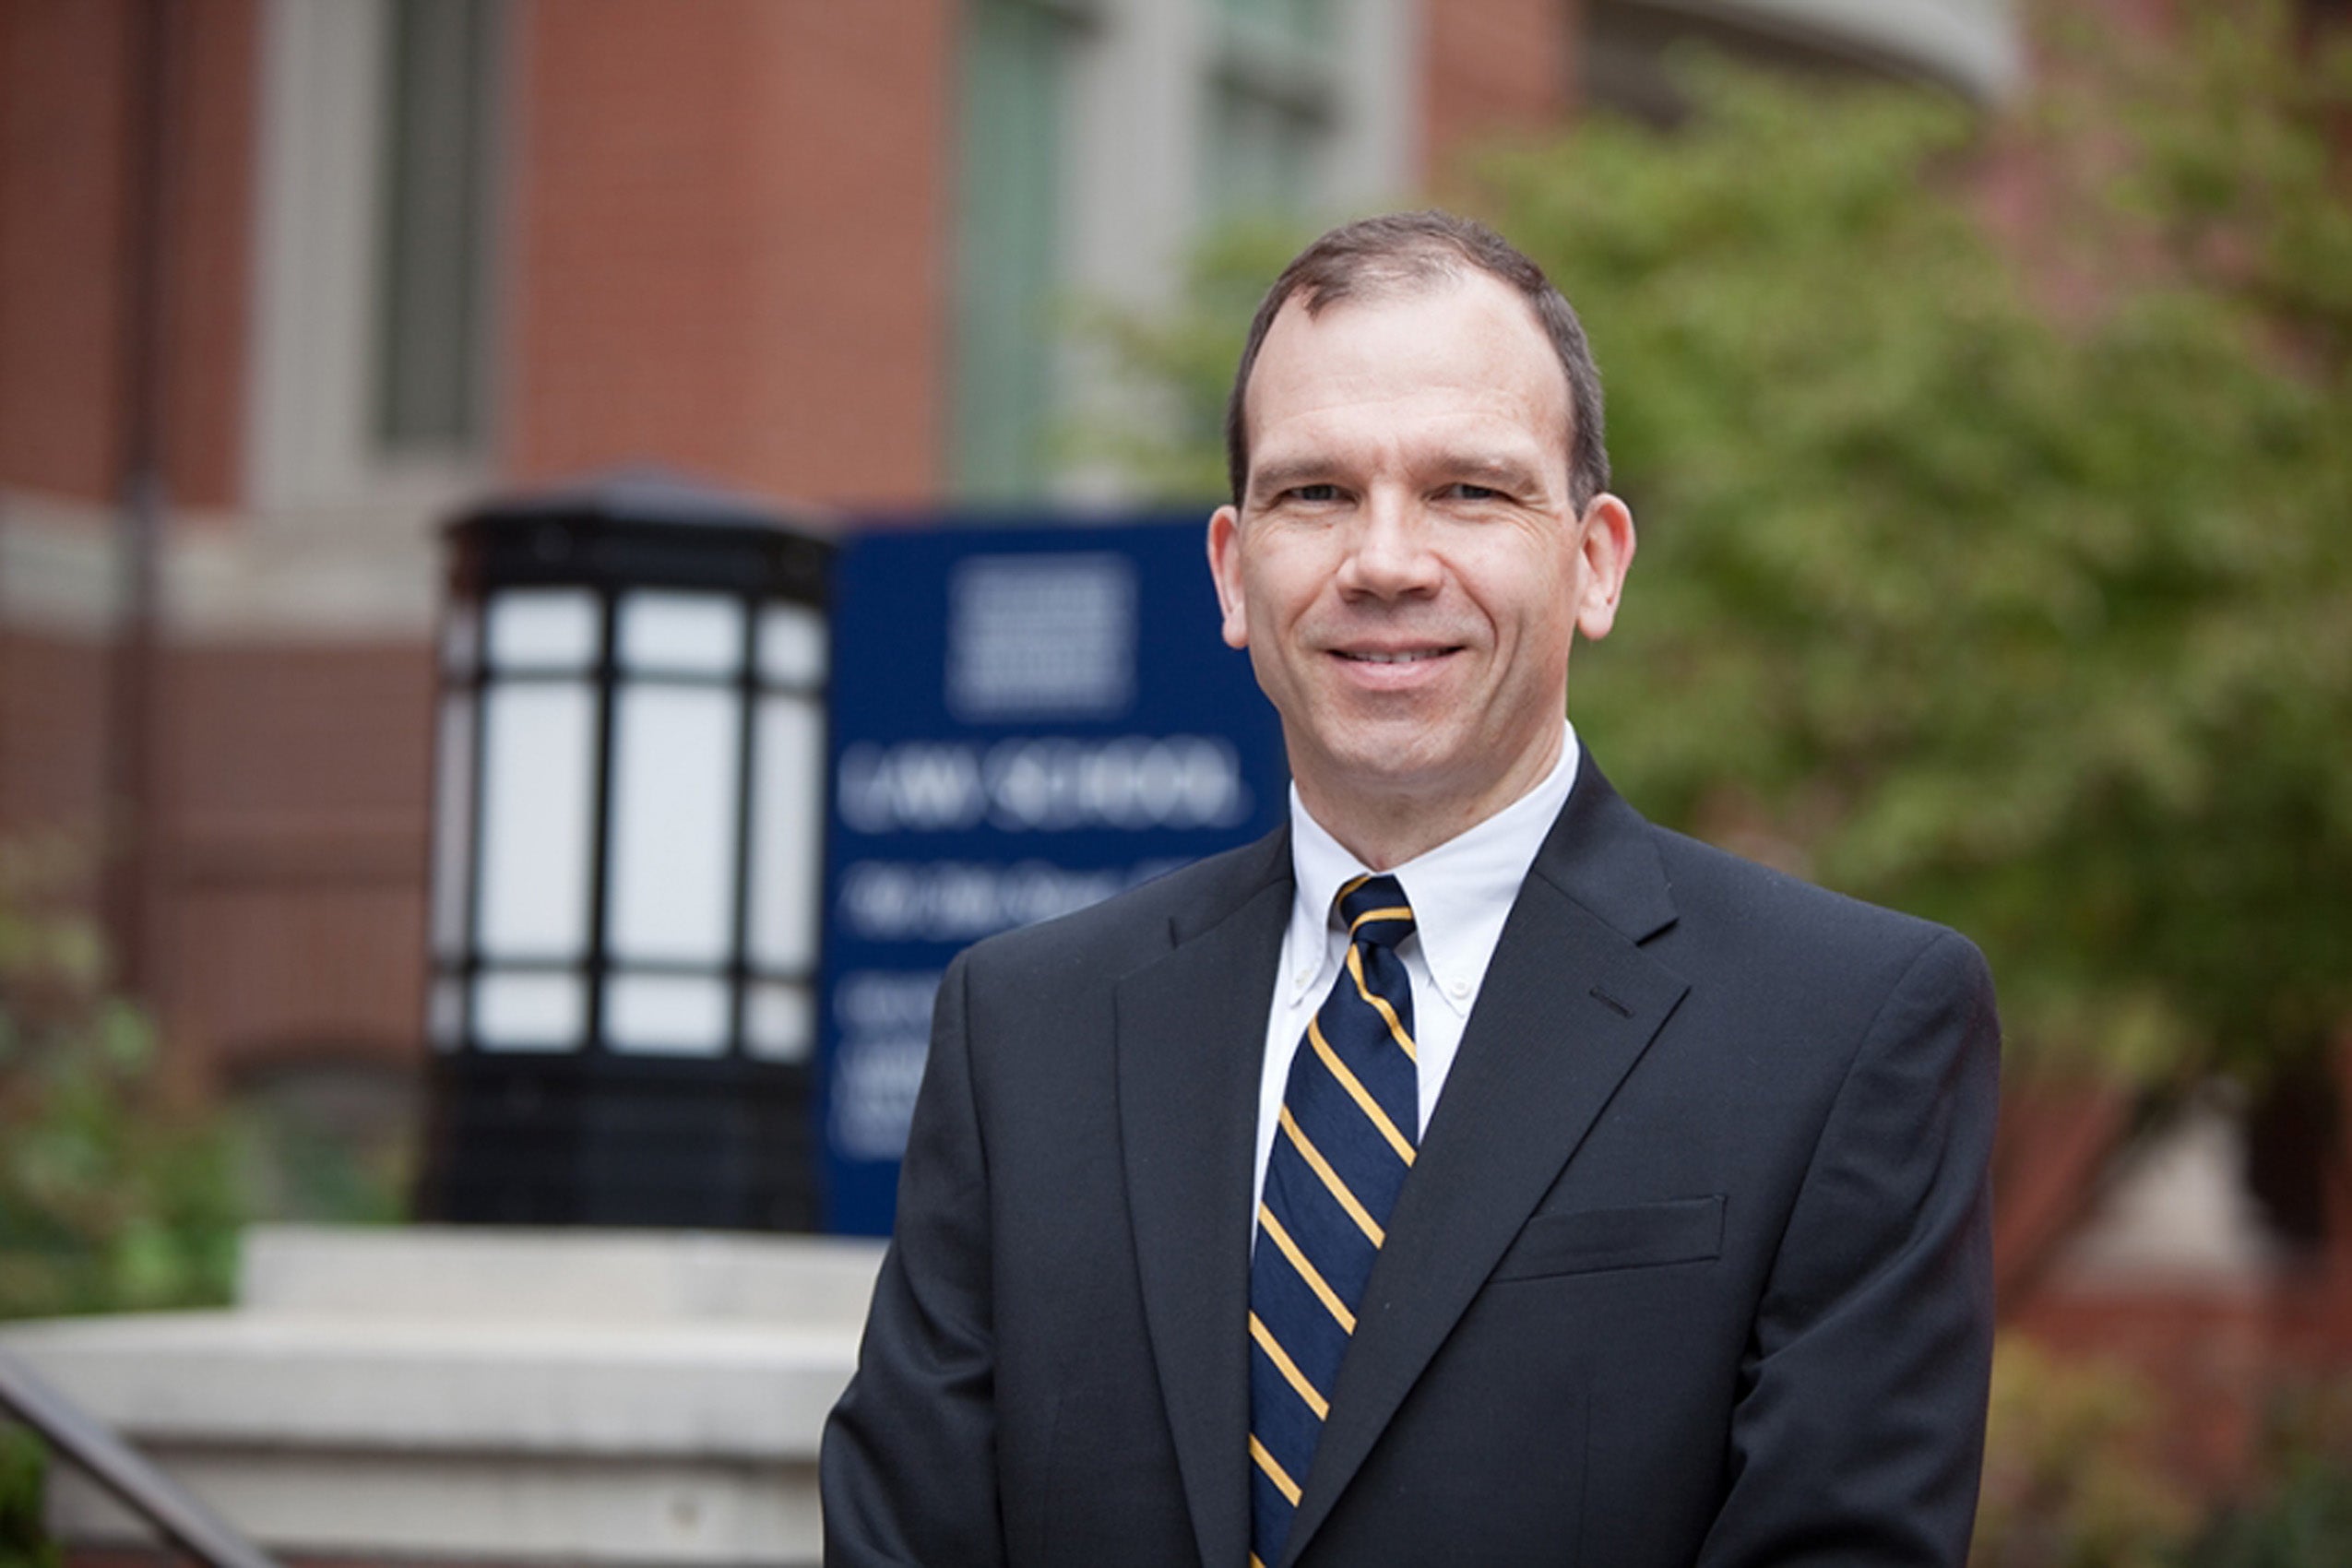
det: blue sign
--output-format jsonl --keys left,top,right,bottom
{"left": 818, "top": 516, "right": 1289, "bottom": 1234}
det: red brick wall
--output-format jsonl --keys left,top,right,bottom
{"left": 1421, "top": 0, "right": 1576, "bottom": 190}
{"left": 160, "top": 641, "right": 436, "bottom": 1078}
{"left": 0, "top": 0, "right": 133, "bottom": 500}
{"left": 0, "top": 630, "right": 111, "bottom": 839}
{"left": 0, "top": 630, "right": 433, "bottom": 1084}
{"left": 164, "top": 0, "right": 256, "bottom": 512}
{"left": 0, "top": 0, "right": 253, "bottom": 507}
{"left": 507, "top": 0, "right": 954, "bottom": 507}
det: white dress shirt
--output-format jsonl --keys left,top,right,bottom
{"left": 1252, "top": 722, "right": 1583, "bottom": 1208}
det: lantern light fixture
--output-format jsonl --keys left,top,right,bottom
{"left": 417, "top": 471, "right": 834, "bottom": 1229}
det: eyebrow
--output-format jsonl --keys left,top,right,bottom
{"left": 1245, "top": 457, "right": 1338, "bottom": 500}
{"left": 1438, "top": 454, "right": 1547, "bottom": 492}
{"left": 1249, "top": 451, "right": 1550, "bottom": 500}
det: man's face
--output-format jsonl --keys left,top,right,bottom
{"left": 1208, "top": 272, "right": 1633, "bottom": 851}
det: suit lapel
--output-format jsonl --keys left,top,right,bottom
{"left": 1282, "top": 765, "right": 1691, "bottom": 1564}
{"left": 1117, "top": 829, "right": 1292, "bottom": 1568}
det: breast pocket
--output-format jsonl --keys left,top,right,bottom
{"left": 1489, "top": 1194, "right": 1726, "bottom": 1282}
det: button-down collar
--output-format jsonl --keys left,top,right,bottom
{"left": 1282, "top": 721, "right": 1582, "bottom": 1018}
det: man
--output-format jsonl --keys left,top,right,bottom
{"left": 822, "top": 212, "right": 2000, "bottom": 1568}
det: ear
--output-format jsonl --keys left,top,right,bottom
{"left": 1207, "top": 505, "right": 1250, "bottom": 650}
{"left": 1571, "top": 493, "right": 1635, "bottom": 642}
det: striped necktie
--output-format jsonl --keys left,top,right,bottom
{"left": 1248, "top": 873, "right": 1419, "bottom": 1568}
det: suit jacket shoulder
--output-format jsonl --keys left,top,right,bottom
{"left": 1644, "top": 820, "right": 1967, "bottom": 968}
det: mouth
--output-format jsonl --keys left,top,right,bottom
{"left": 1327, "top": 645, "right": 1464, "bottom": 693}
{"left": 1337, "top": 647, "right": 1456, "bottom": 664}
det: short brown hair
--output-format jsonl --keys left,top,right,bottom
{"left": 1223, "top": 211, "right": 1610, "bottom": 511}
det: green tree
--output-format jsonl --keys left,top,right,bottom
{"left": 1090, "top": 2, "right": 2352, "bottom": 1096}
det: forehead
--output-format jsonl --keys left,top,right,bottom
{"left": 1244, "top": 272, "right": 1571, "bottom": 466}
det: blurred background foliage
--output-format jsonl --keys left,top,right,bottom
{"left": 1971, "top": 1336, "right": 2352, "bottom": 1568}
{"left": 1972, "top": 1335, "right": 2195, "bottom": 1568}
{"left": 0, "top": 1419, "right": 57, "bottom": 1568}
{"left": 0, "top": 841, "right": 239, "bottom": 1319}
{"left": 2185, "top": 1373, "right": 2352, "bottom": 1568}
{"left": 1, "top": 837, "right": 407, "bottom": 1324}
{"left": 1087, "top": 0, "right": 2352, "bottom": 1102}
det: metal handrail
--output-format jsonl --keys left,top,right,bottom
{"left": 0, "top": 1346, "right": 281, "bottom": 1568}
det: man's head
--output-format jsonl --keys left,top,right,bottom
{"left": 1208, "top": 212, "right": 1634, "bottom": 867}
{"left": 1224, "top": 211, "right": 1611, "bottom": 513}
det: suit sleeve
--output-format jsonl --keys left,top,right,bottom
{"left": 1697, "top": 929, "right": 2002, "bottom": 1568}
{"left": 821, "top": 952, "right": 1008, "bottom": 1568}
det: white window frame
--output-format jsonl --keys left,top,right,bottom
{"left": 246, "top": 0, "right": 505, "bottom": 514}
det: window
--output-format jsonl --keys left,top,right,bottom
{"left": 375, "top": 0, "right": 499, "bottom": 457}
{"left": 953, "top": 0, "right": 1092, "bottom": 501}
{"left": 248, "top": 0, "right": 504, "bottom": 509}
{"left": 1203, "top": 0, "right": 1336, "bottom": 218}
{"left": 949, "top": 0, "right": 1408, "bottom": 503}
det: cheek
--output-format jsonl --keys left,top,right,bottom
{"left": 1241, "top": 542, "right": 1325, "bottom": 633}
{"left": 1241, "top": 578, "right": 1308, "bottom": 669}
{"left": 1470, "top": 551, "right": 1572, "bottom": 638}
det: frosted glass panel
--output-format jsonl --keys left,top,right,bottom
{"left": 619, "top": 589, "right": 744, "bottom": 676}
{"left": 473, "top": 970, "right": 585, "bottom": 1052}
{"left": 428, "top": 976, "right": 465, "bottom": 1051}
{"left": 606, "top": 973, "right": 729, "bottom": 1056}
{"left": 486, "top": 588, "right": 600, "bottom": 671}
{"left": 606, "top": 684, "right": 742, "bottom": 965}
{"left": 744, "top": 980, "right": 814, "bottom": 1063}
{"left": 747, "top": 694, "right": 825, "bottom": 970}
{"left": 428, "top": 693, "right": 475, "bottom": 957}
{"left": 758, "top": 603, "right": 828, "bottom": 686}
{"left": 476, "top": 682, "right": 597, "bottom": 960}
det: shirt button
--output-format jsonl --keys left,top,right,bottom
{"left": 1447, "top": 976, "right": 1469, "bottom": 998}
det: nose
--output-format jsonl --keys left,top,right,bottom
{"left": 1336, "top": 491, "right": 1441, "bottom": 600}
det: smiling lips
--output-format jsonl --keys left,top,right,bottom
{"left": 1328, "top": 645, "right": 1464, "bottom": 694}
{"left": 1336, "top": 646, "right": 1457, "bottom": 663}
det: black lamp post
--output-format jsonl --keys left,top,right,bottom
{"left": 415, "top": 472, "right": 833, "bottom": 1229}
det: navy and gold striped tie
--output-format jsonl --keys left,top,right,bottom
{"left": 1248, "top": 873, "right": 1419, "bottom": 1568}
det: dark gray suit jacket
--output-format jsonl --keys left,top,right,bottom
{"left": 822, "top": 755, "right": 2000, "bottom": 1567}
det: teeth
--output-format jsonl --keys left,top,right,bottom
{"left": 1352, "top": 649, "right": 1441, "bottom": 663}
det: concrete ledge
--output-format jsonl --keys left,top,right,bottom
{"left": 0, "top": 1226, "right": 886, "bottom": 1565}
{"left": 241, "top": 1225, "right": 886, "bottom": 1325}
{"left": 47, "top": 1450, "right": 825, "bottom": 1566}
{"left": 2, "top": 1313, "right": 861, "bottom": 1455}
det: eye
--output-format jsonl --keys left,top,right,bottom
{"left": 1286, "top": 483, "right": 1343, "bottom": 504}
{"left": 1443, "top": 482, "right": 1504, "bottom": 502}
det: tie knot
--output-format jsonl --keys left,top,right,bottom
{"left": 1336, "top": 873, "right": 1416, "bottom": 952}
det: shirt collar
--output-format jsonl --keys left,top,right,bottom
{"left": 1284, "top": 721, "right": 1582, "bottom": 1016}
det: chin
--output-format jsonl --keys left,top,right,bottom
{"left": 1321, "top": 738, "right": 1464, "bottom": 796}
